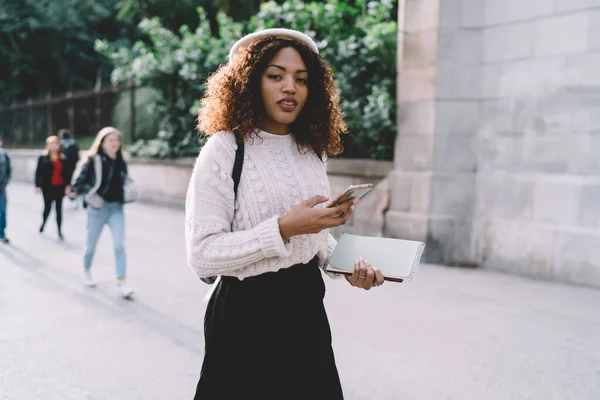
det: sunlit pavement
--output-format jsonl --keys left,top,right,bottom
{"left": 1, "top": 182, "right": 599, "bottom": 400}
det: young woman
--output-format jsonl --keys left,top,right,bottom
{"left": 185, "top": 28, "right": 385, "bottom": 399}
{"left": 71, "top": 127, "right": 134, "bottom": 299}
{"left": 35, "top": 135, "right": 73, "bottom": 239}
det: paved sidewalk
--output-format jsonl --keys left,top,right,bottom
{"left": 1, "top": 182, "right": 599, "bottom": 399}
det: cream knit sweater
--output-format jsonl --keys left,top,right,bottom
{"left": 185, "top": 130, "right": 340, "bottom": 280}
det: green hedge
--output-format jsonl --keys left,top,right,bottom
{"left": 96, "top": 0, "right": 397, "bottom": 159}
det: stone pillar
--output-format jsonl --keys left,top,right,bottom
{"left": 386, "top": 0, "right": 441, "bottom": 254}
{"left": 386, "top": 0, "right": 482, "bottom": 265}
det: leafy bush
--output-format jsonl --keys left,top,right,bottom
{"left": 96, "top": 0, "right": 397, "bottom": 159}
{"left": 250, "top": 0, "right": 397, "bottom": 159}
{"left": 0, "top": 0, "right": 123, "bottom": 104}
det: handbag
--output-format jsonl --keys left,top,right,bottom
{"left": 124, "top": 178, "right": 138, "bottom": 203}
{"left": 84, "top": 155, "right": 105, "bottom": 209}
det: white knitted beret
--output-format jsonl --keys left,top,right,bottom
{"left": 228, "top": 28, "right": 319, "bottom": 61}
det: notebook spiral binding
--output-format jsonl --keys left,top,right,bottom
{"left": 409, "top": 242, "right": 426, "bottom": 280}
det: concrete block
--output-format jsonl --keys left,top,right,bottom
{"left": 394, "top": 135, "right": 435, "bottom": 171}
{"left": 510, "top": 97, "right": 548, "bottom": 136}
{"left": 479, "top": 100, "right": 518, "bottom": 137}
{"left": 425, "top": 215, "right": 455, "bottom": 264}
{"left": 429, "top": 173, "right": 475, "bottom": 217}
{"left": 518, "top": 94, "right": 600, "bottom": 136}
{"left": 434, "top": 101, "right": 480, "bottom": 135}
{"left": 398, "top": 66, "right": 437, "bottom": 103}
{"left": 388, "top": 170, "right": 413, "bottom": 212}
{"left": 432, "top": 135, "right": 477, "bottom": 172}
{"left": 328, "top": 175, "right": 355, "bottom": 200}
{"left": 475, "top": 219, "right": 556, "bottom": 280}
{"left": 521, "top": 133, "right": 595, "bottom": 174}
{"left": 403, "top": 29, "right": 438, "bottom": 69}
{"left": 384, "top": 210, "right": 428, "bottom": 242}
{"left": 6, "top": 150, "right": 39, "bottom": 184}
{"left": 351, "top": 177, "right": 390, "bottom": 237}
{"left": 460, "top": 1, "right": 485, "bottom": 29}
{"left": 477, "top": 102, "right": 527, "bottom": 172}
{"left": 553, "top": 230, "right": 600, "bottom": 287}
{"left": 8, "top": 149, "right": 412, "bottom": 219}
{"left": 480, "top": 64, "right": 503, "bottom": 99}
{"left": 482, "top": 22, "right": 534, "bottom": 63}
{"left": 476, "top": 134, "right": 510, "bottom": 174}
{"left": 409, "top": 172, "right": 432, "bottom": 214}
{"left": 520, "top": 133, "right": 567, "bottom": 173}
{"left": 129, "top": 162, "right": 192, "bottom": 207}
{"left": 589, "top": 10, "right": 600, "bottom": 50}
{"left": 428, "top": 215, "right": 478, "bottom": 265}
{"left": 578, "top": 184, "right": 600, "bottom": 229}
{"left": 398, "top": 101, "right": 435, "bottom": 136}
{"left": 497, "top": 58, "right": 565, "bottom": 98}
{"left": 446, "top": 217, "right": 478, "bottom": 265}
{"left": 531, "top": 179, "right": 581, "bottom": 226}
{"left": 533, "top": 13, "right": 590, "bottom": 57}
{"left": 567, "top": 133, "right": 600, "bottom": 174}
{"left": 564, "top": 52, "right": 600, "bottom": 89}
{"left": 483, "top": 0, "right": 554, "bottom": 26}
{"left": 326, "top": 159, "right": 393, "bottom": 179}
{"left": 555, "top": 0, "right": 600, "bottom": 13}
{"left": 404, "top": 0, "right": 440, "bottom": 32}
{"left": 438, "top": 0, "right": 462, "bottom": 29}
{"left": 579, "top": 133, "right": 600, "bottom": 174}
{"left": 437, "top": 28, "right": 482, "bottom": 64}
{"left": 397, "top": 16, "right": 403, "bottom": 72}
{"left": 474, "top": 173, "right": 534, "bottom": 220}
{"left": 436, "top": 63, "right": 481, "bottom": 100}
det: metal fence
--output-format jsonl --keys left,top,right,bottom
{"left": 0, "top": 83, "right": 137, "bottom": 147}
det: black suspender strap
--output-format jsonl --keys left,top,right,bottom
{"left": 198, "top": 136, "right": 245, "bottom": 286}
{"left": 232, "top": 136, "right": 244, "bottom": 199}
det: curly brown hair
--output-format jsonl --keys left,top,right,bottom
{"left": 197, "top": 36, "right": 347, "bottom": 156}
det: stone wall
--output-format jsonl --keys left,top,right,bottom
{"left": 474, "top": 1, "right": 600, "bottom": 286}
{"left": 8, "top": 150, "right": 392, "bottom": 237}
{"left": 390, "top": 0, "right": 600, "bottom": 287}
{"left": 386, "top": 0, "right": 441, "bottom": 248}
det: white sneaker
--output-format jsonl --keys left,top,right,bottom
{"left": 118, "top": 283, "right": 134, "bottom": 299}
{"left": 83, "top": 270, "right": 96, "bottom": 287}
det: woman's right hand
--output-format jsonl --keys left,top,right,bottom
{"left": 35, "top": 187, "right": 41, "bottom": 194}
{"left": 278, "top": 195, "right": 356, "bottom": 240}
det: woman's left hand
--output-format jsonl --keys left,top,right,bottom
{"left": 345, "top": 258, "right": 384, "bottom": 290}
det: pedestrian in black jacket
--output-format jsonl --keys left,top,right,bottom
{"left": 71, "top": 127, "right": 135, "bottom": 299}
{"left": 58, "top": 128, "right": 80, "bottom": 173}
{"left": 35, "top": 135, "right": 74, "bottom": 239}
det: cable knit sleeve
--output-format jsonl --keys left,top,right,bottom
{"left": 327, "top": 232, "right": 338, "bottom": 259}
{"left": 185, "top": 133, "right": 291, "bottom": 279}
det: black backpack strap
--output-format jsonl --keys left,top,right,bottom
{"left": 232, "top": 136, "right": 244, "bottom": 199}
{"left": 199, "top": 136, "right": 244, "bottom": 286}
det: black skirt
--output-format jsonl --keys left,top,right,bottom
{"left": 194, "top": 256, "right": 344, "bottom": 400}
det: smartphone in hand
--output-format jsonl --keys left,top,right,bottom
{"left": 327, "top": 183, "right": 374, "bottom": 217}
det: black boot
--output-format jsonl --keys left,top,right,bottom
{"left": 39, "top": 223, "right": 45, "bottom": 233}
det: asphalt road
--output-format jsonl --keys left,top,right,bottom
{"left": 1, "top": 182, "right": 599, "bottom": 400}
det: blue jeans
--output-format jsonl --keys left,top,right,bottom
{"left": 0, "top": 186, "right": 6, "bottom": 238}
{"left": 84, "top": 202, "right": 126, "bottom": 279}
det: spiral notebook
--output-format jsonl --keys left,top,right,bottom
{"left": 326, "top": 234, "right": 425, "bottom": 282}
